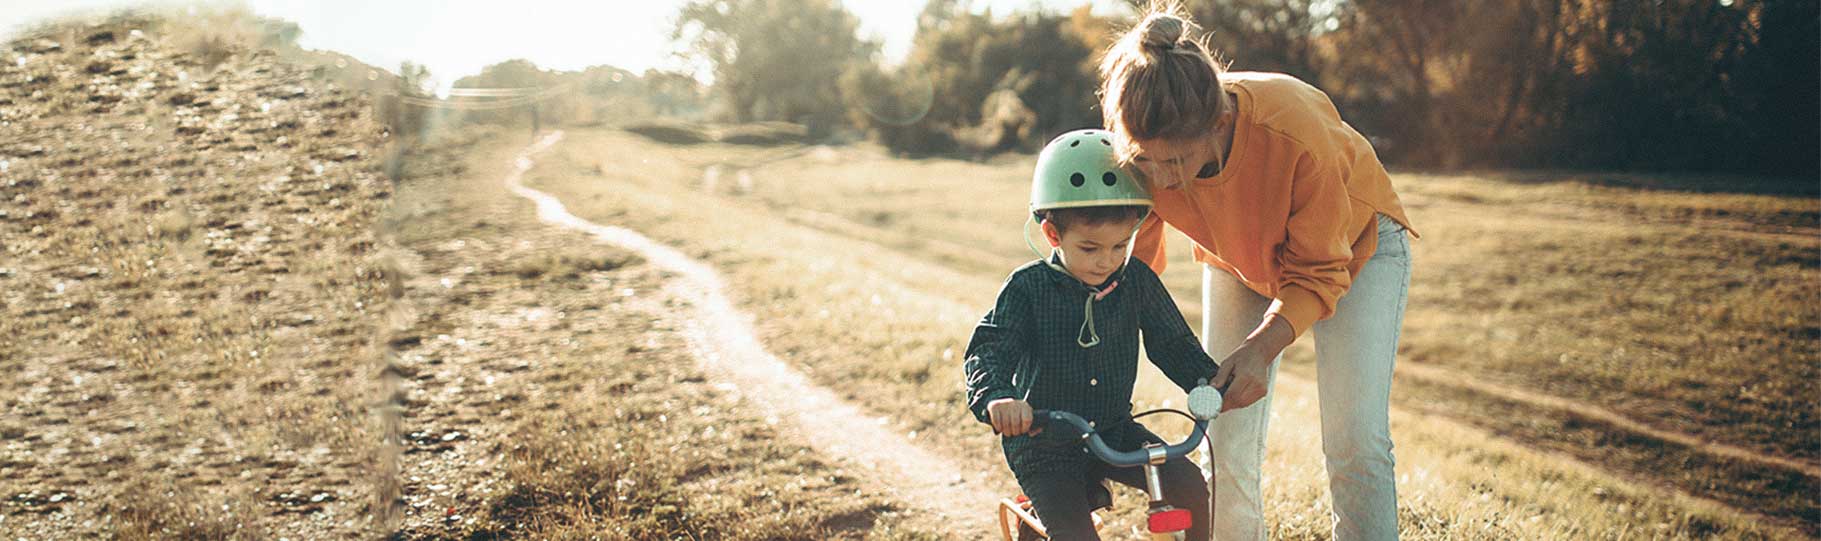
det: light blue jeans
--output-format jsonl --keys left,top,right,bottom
{"left": 1201, "top": 214, "right": 1410, "bottom": 541}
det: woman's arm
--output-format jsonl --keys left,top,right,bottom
{"left": 1220, "top": 151, "right": 1355, "bottom": 409}
{"left": 1266, "top": 150, "right": 1358, "bottom": 338}
{"left": 1212, "top": 313, "right": 1295, "bottom": 410}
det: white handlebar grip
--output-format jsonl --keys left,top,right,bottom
{"left": 1187, "top": 385, "right": 1223, "bottom": 421}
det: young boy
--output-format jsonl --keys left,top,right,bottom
{"left": 964, "top": 129, "right": 1219, "bottom": 540}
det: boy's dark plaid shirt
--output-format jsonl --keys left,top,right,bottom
{"left": 963, "top": 255, "right": 1218, "bottom": 475}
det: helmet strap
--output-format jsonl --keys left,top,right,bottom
{"left": 1023, "top": 215, "right": 1072, "bottom": 276}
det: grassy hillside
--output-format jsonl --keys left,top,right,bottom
{"left": 0, "top": 12, "right": 394, "bottom": 539}
{"left": 1, "top": 11, "right": 948, "bottom": 540}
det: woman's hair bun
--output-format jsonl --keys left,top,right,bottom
{"left": 1138, "top": 13, "right": 1188, "bottom": 50}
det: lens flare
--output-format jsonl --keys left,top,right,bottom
{"left": 856, "top": 63, "right": 934, "bottom": 126}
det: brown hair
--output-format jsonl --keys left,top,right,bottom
{"left": 1040, "top": 205, "right": 1148, "bottom": 233}
{"left": 1097, "top": 3, "right": 1229, "bottom": 162}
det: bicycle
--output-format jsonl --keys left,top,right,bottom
{"left": 995, "top": 383, "right": 1224, "bottom": 541}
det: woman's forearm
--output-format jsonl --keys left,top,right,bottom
{"left": 1244, "top": 313, "right": 1296, "bottom": 361}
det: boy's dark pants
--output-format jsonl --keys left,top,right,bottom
{"left": 1017, "top": 456, "right": 1210, "bottom": 541}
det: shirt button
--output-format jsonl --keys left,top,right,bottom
{"left": 1088, "top": 421, "right": 1096, "bottom": 428}
{"left": 1089, "top": 378, "right": 1098, "bottom": 386}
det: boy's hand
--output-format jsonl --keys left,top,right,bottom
{"left": 986, "top": 398, "right": 1041, "bottom": 436}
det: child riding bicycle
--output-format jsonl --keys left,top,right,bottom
{"left": 964, "top": 129, "right": 1221, "bottom": 540}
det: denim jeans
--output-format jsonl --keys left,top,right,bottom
{"left": 1201, "top": 214, "right": 1411, "bottom": 541}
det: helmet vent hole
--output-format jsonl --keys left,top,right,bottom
{"left": 1100, "top": 138, "right": 1110, "bottom": 146}
{"left": 1069, "top": 140, "right": 1080, "bottom": 147}
{"left": 1069, "top": 172, "right": 1086, "bottom": 187}
{"left": 1102, "top": 172, "right": 1118, "bottom": 186}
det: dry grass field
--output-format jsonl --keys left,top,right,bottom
{"left": 520, "top": 126, "right": 1817, "bottom": 539}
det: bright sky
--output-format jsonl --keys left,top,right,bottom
{"left": 3, "top": 0, "right": 1130, "bottom": 94}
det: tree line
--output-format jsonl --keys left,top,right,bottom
{"left": 672, "top": 0, "right": 1817, "bottom": 178}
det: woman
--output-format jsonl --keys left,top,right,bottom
{"left": 1097, "top": 6, "right": 1418, "bottom": 540}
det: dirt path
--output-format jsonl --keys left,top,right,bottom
{"left": 1396, "top": 361, "right": 1821, "bottom": 478}
{"left": 502, "top": 131, "right": 1002, "bottom": 535}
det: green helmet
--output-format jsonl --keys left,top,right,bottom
{"left": 1031, "top": 129, "right": 1152, "bottom": 217}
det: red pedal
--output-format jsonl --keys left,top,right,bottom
{"left": 1148, "top": 508, "right": 1192, "bottom": 533}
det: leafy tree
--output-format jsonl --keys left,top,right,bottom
{"left": 840, "top": 61, "right": 954, "bottom": 154}
{"left": 641, "top": 69, "right": 710, "bottom": 118}
{"left": 1324, "top": 0, "right": 1483, "bottom": 166}
{"left": 836, "top": 0, "right": 1816, "bottom": 177}
{"left": 1735, "top": 0, "right": 1819, "bottom": 176}
{"left": 674, "top": 0, "right": 875, "bottom": 136}
{"left": 1162, "top": 0, "right": 1816, "bottom": 177}
{"left": 850, "top": 1, "right": 1101, "bottom": 155}
{"left": 1154, "top": 0, "right": 1337, "bottom": 84}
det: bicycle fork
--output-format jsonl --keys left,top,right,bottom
{"left": 1141, "top": 445, "right": 1193, "bottom": 540}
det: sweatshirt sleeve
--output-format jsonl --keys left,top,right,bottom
{"left": 1266, "top": 152, "right": 1356, "bottom": 337}
{"left": 962, "top": 273, "right": 1034, "bottom": 424}
{"left": 1132, "top": 211, "right": 1168, "bottom": 275}
{"left": 1131, "top": 261, "right": 1220, "bottom": 393}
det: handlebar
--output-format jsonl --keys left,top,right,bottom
{"left": 1029, "top": 409, "right": 1208, "bottom": 468}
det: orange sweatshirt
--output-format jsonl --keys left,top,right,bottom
{"left": 1133, "top": 72, "right": 1417, "bottom": 338}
